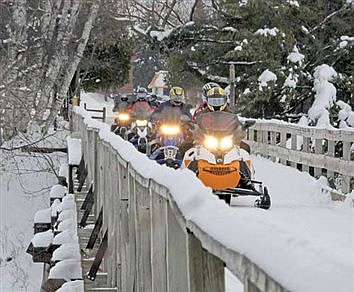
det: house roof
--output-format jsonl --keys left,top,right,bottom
{"left": 148, "top": 71, "right": 168, "bottom": 89}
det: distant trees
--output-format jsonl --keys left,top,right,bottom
{"left": 0, "top": 0, "right": 101, "bottom": 143}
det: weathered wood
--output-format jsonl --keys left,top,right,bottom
{"left": 81, "top": 184, "right": 94, "bottom": 210}
{"left": 88, "top": 230, "right": 108, "bottom": 281}
{"left": 128, "top": 169, "right": 137, "bottom": 292}
{"left": 314, "top": 139, "right": 322, "bottom": 177}
{"left": 290, "top": 133, "right": 297, "bottom": 168}
{"left": 150, "top": 185, "right": 168, "bottom": 292}
{"left": 188, "top": 232, "right": 225, "bottom": 292}
{"left": 135, "top": 175, "right": 152, "bottom": 292}
{"left": 302, "top": 137, "right": 311, "bottom": 173}
{"left": 87, "top": 208, "right": 103, "bottom": 249}
{"left": 166, "top": 206, "right": 189, "bottom": 292}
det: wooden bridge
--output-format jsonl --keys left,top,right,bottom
{"left": 32, "top": 106, "right": 353, "bottom": 292}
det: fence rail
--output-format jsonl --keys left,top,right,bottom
{"left": 246, "top": 121, "right": 354, "bottom": 194}
{"left": 72, "top": 108, "right": 288, "bottom": 292}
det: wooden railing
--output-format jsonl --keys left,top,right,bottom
{"left": 246, "top": 120, "right": 354, "bottom": 194}
{"left": 71, "top": 108, "right": 288, "bottom": 292}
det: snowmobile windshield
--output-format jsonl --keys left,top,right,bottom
{"left": 131, "top": 101, "right": 152, "bottom": 119}
{"left": 155, "top": 106, "right": 187, "bottom": 124}
{"left": 197, "top": 111, "right": 241, "bottom": 135}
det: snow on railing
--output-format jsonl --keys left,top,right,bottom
{"left": 246, "top": 119, "right": 354, "bottom": 195}
{"left": 72, "top": 107, "right": 291, "bottom": 292}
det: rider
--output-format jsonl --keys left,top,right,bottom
{"left": 113, "top": 94, "right": 130, "bottom": 112}
{"left": 151, "top": 86, "right": 192, "bottom": 120}
{"left": 194, "top": 86, "right": 251, "bottom": 153}
{"left": 128, "top": 87, "right": 155, "bottom": 113}
{"left": 150, "top": 86, "right": 193, "bottom": 158}
{"left": 192, "top": 82, "right": 220, "bottom": 120}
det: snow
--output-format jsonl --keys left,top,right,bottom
{"left": 255, "top": 27, "right": 279, "bottom": 37}
{"left": 56, "top": 280, "right": 84, "bottom": 292}
{"left": 51, "top": 199, "right": 62, "bottom": 217}
{"left": 222, "top": 26, "right": 237, "bottom": 32}
{"left": 74, "top": 102, "right": 354, "bottom": 292}
{"left": 34, "top": 208, "right": 51, "bottom": 223}
{"left": 57, "top": 218, "right": 77, "bottom": 232}
{"left": 337, "top": 100, "right": 354, "bottom": 128}
{"left": 48, "top": 259, "right": 82, "bottom": 281}
{"left": 284, "top": 72, "right": 298, "bottom": 88}
{"left": 234, "top": 45, "right": 242, "bottom": 51}
{"left": 50, "top": 184, "right": 67, "bottom": 199}
{"left": 0, "top": 125, "right": 66, "bottom": 291}
{"left": 53, "top": 230, "right": 78, "bottom": 245}
{"left": 287, "top": 45, "right": 305, "bottom": 65}
{"left": 301, "top": 25, "right": 309, "bottom": 34}
{"left": 58, "top": 209, "right": 76, "bottom": 222}
{"left": 287, "top": 0, "right": 299, "bottom": 7}
{"left": 31, "top": 230, "right": 53, "bottom": 247}
{"left": 52, "top": 243, "right": 81, "bottom": 262}
{"left": 150, "top": 29, "right": 173, "bottom": 41}
{"left": 59, "top": 164, "right": 68, "bottom": 178}
{"left": 67, "top": 137, "right": 82, "bottom": 165}
{"left": 61, "top": 198, "right": 76, "bottom": 211}
{"left": 258, "top": 69, "right": 277, "bottom": 89}
{"left": 308, "top": 64, "right": 337, "bottom": 127}
{"left": 225, "top": 268, "right": 243, "bottom": 292}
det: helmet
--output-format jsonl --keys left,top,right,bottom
{"left": 169, "top": 86, "right": 185, "bottom": 105}
{"left": 136, "top": 87, "right": 148, "bottom": 101}
{"left": 202, "top": 82, "right": 220, "bottom": 99}
{"left": 206, "top": 87, "right": 228, "bottom": 111}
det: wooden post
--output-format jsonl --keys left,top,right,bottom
{"left": 118, "top": 161, "right": 130, "bottom": 292}
{"left": 229, "top": 64, "right": 236, "bottom": 112}
{"left": 314, "top": 139, "right": 322, "bottom": 177}
{"left": 166, "top": 207, "right": 189, "bottom": 292}
{"left": 128, "top": 168, "right": 137, "bottom": 291}
{"left": 302, "top": 136, "right": 311, "bottom": 173}
{"left": 135, "top": 176, "right": 152, "bottom": 292}
{"left": 150, "top": 188, "right": 168, "bottom": 292}
{"left": 279, "top": 131, "right": 287, "bottom": 165}
{"left": 290, "top": 133, "right": 297, "bottom": 168}
{"left": 327, "top": 140, "right": 335, "bottom": 179}
{"left": 188, "top": 232, "right": 225, "bottom": 292}
{"left": 342, "top": 141, "right": 351, "bottom": 193}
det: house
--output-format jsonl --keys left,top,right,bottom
{"left": 148, "top": 71, "right": 169, "bottom": 96}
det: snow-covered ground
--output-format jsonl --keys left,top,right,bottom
{"left": 0, "top": 124, "right": 68, "bottom": 291}
{"left": 78, "top": 92, "right": 353, "bottom": 292}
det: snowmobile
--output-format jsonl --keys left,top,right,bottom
{"left": 125, "top": 102, "right": 154, "bottom": 154}
{"left": 182, "top": 111, "right": 271, "bottom": 209}
{"left": 149, "top": 107, "right": 191, "bottom": 169}
{"left": 111, "top": 110, "right": 131, "bottom": 138}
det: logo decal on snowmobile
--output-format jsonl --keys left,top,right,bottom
{"left": 202, "top": 167, "right": 237, "bottom": 176}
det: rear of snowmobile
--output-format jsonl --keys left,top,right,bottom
{"left": 182, "top": 111, "right": 271, "bottom": 209}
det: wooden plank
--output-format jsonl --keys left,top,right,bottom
{"left": 290, "top": 133, "right": 297, "bottom": 168}
{"left": 314, "top": 139, "right": 322, "bottom": 177}
{"left": 279, "top": 132, "right": 287, "bottom": 165}
{"left": 135, "top": 179, "right": 152, "bottom": 292}
{"left": 188, "top": 232, "right": 224, "bottom": 292}
{"left": 166, "top": 207, "right": 189, "bottom": 292}
{"left": 327, "top": 140, "right": 335, "bottom": 179}
{"left": 88, "top": 230, "right": 108, "bottom": 281}
{"left": 128, "top": 169, "right": 136, "bottom": 292}
{"left": 302, "top": 137, "right": 311, "bottom": 173}
{"left": 151, "top": 191, "right": 168, "bottom": 292}
{"left": 248, "top": 142, "right": 354, "bottom": 177}
{"left": 87, "top": 208, "right": 103, "bottom": 249}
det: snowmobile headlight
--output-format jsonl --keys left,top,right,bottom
{"left": 220, "top": 136, "right": 233, "bottom": 150}
{"left": 136, "top": 119, "right": 148, "bottom": 127}
{"left": 118, "top": 113, "right": 130, "bottom": 121}
{"left": 204, "top": 135, "right": 218, "bottom": 150}
{"left": 161, "top": 124, "right": 180, "bottom": 136}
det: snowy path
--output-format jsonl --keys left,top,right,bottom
{"left": 80, "top": 92, "right": 354, "bottom": 291}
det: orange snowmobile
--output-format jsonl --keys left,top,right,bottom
{"left": 182, "top": 111, "right": 271, "bottom": 209}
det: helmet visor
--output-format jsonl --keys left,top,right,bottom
{"left": 207, "top": 96, "right": 226, "bottom": 107}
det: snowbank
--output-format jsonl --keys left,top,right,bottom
{"left": 34, "top": 208, "right": 52, "bottom": 223}
{"left": 48, "top": 259, "right": 82, "bottom": 281}
{"left": 56, "top": 280, "right": 84, "bottom": 292}
{"left": 52, "top": 243, "right": 81, "bottom": 262}
{"left": 50, "top": 185, "right": 68, "bottom": 199}
{"left": 31, "top": 230, "right": 53, "bottom": 247}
